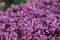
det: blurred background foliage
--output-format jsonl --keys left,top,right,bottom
{"left": 0, "top": 0, "right": 26, "bottom": 10}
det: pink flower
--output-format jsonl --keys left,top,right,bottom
{"left": 0, "top": 2, "right": 5, "bottom": 7}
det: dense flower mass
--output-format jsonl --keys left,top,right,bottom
{"left": 0, "top": 0, "right": 60, "bottom": 40}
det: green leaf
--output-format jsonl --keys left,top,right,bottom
{"left": 2, "top": 0, "right": 26, "bottom": 10}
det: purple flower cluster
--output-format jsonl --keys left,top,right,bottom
{"left": 0, "top": 0, "right": 60, "bottom": 40}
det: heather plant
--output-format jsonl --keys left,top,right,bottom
{"left": 0, "top": 2, "right": 5, "bottom": 10}
{"left": 0, "top": 0, "right": 60, "bottom": 40}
